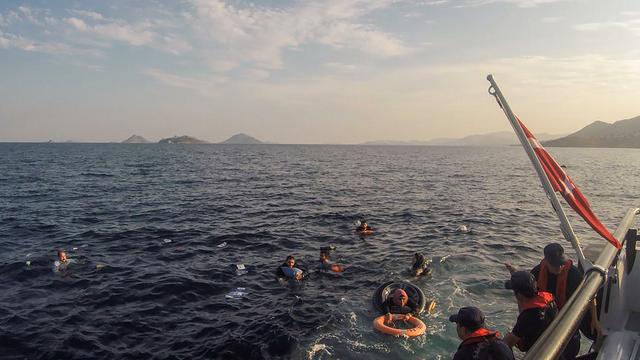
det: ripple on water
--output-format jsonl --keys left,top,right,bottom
{"left": 0, "top": 144, "right": 636, "bottom": 359}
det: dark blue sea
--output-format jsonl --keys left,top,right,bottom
{"left": 1, "top": 143, "right": 639, "bottom": 360}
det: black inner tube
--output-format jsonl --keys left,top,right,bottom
{"left": 372, "top": 281, "right": 426, "bottom": 314}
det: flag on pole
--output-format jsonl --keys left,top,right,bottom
{"left": 516, "top": 117, "right": 622, "bottom": 249}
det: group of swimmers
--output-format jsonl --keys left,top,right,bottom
{"left": 275, "top": 223, "right": 598, "bottom": 360}
{"left": 275, "top": 220, "right": 374, "bottom": 279}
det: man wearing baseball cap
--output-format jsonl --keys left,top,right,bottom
{"left": 505, "top": 243, "right": 600, "bottom": 357}
{"left": 503, "top": 271, "right": 557, "bottom": 354}
{"left": 449, "top": 306, "right": 514, "bottom": 360}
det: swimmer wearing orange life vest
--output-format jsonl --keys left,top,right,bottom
{"left": 319, "top": 250, "right": 343, "bottom": 273}
{"left": 355, "top": 220, "right": 373, "bottom": 234}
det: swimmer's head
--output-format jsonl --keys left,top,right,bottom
{"left": 58, "top": 250, "right": 67, "bottom": 262}
{"left": 286, "top": 255, "right": 295, "bottom": 267}
{"left": 320, "top": 251, "right": 329, "bottom": 262}
{"left": 393, "top": 288, "right": 408, "bottom": 306}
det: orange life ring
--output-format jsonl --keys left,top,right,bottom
{"left": 373, "top": 314, "right": 426, "bottom": 337}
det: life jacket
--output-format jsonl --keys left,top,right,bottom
{"left": 460, "top": 328, "right": 513, "bottom": 360}
{"left": 537, "top": 259, "right": 572, "bottom": 308}
{"left": 520, "top": 291, "right": 555, "bottom": 311}
{"left": 460, "top": 328, "right": 500, "bottom": 347}
{"left": 517, "top": 291, "right": 557, "bottom": 351}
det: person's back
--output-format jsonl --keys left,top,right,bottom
{"left": 511, "top": 296, "right": 557, "bottom": 352}
{"left": 503, "top": 271, "right": 558, "bottom": 353}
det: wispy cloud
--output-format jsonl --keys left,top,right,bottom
{"left": 459, "top": 0, "right": 570, "bottom": 8}
{"left": 141, "top": 68, "right": 227, "bottom": 97}
{"left": 185, "top": 0, "right": 410, "bottom": 73}
{"left": 1, "top": 1, "right": 410, "bottom": 78}
{"left": 574, "top": 18, "right": 640, "bottom": 36}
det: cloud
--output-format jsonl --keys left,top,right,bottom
{"left": 574, "top": 18, "right": 640, "bottom": 36}
{"left": 459, "top": 0, "right": 570, "bottom": 8}
{"left": 0, "top": 29, "right": 79, "bottom": 54}
{"left": 141, "top": 68, "right": 227, "bottom": 97}
{"left": 68, "top": 10, "right": 105, "bottom": 21}
{"left": 186, "top": 0, "right": 410, "bottom": 72}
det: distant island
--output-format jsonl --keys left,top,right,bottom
{"left": 363, "top": 131, "right": 564, "bottom": 147}
{"left": 544, "top": 115, "right": 640, "bottom": 148}
{"left": 122, "top": 135, "right": 151, "bottom": 144}
{"left": 220, "top": 133, "right": 264, "bottom": 144}
{"left": 158, "top": 135, "right": 208, "bottom": 144}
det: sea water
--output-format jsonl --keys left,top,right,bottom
{"left": 0, "top": 143, "right": 639, "bottom": 359}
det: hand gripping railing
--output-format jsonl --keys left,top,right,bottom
{"left": 524, "top": 207, "right": 640, "bottom": 360}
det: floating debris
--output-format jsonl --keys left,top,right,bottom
{"left": 163, "top": 239, "right": 172, "bottom": 244}
{"left": 25, "top": 261, "right": 31, "bottom": 266}
{"left": 455, "top": 225, "right": 470, "bottom": 234}
{"left": 217, "top": 242, "right": 227, "bottom": 248}
{"left": 235, "top": 264, "right": 248, "bottom": 275}
{"left": 72, "top": 247, "right": 79, "bottom": 251}
{"left": 225, "top": 287, "right": 246, "bottom": 299}
{"left": 96, "top": 264, "right": 106, "bottom": 270}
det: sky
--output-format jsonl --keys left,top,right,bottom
{"left": 0, "top": 0, "right": 639, "bottom": 144}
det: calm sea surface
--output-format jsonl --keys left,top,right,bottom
{"left": 1, "top": 144, "right": 639, "bottom": 360}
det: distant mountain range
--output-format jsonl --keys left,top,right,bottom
{"left": 121, "top": 135, "right": 150, "bottom": 144}
{"left": 544, "top": 115, "right": 640, "bottom": 148}
{"left": 118, "top": 116, "right": 640, "bottom": 147}
{"left": 363, "top": 131, "right": 564, "bottom": 146}
{"left": 121, "top": 133, "right": 265, "bottom": 144}
{"left": 220, "top": 133, "right": 263, "bottom": 144}
{"left": 158, "top": 135, "right": 209, "bottom": 144}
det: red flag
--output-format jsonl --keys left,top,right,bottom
{"left": 517, "top": 118, "right": 622, "bottom": 249}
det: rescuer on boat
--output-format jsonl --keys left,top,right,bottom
{"left": 505, "top": 243, "right": 600, "bottom": 357}
{"left": 502, "top": 271, "right": 558, "bottom": 354}
{"left": 449, "top": 306, "right": 514, "bottom": 360}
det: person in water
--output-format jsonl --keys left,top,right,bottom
{"left": 382, "top": 289, "right": 417, "bottom": 324}
{"left": 502, "top": 271, "right": 558, "bottom": 354}
{"left": 319, "top": 250, "right": 343, "bottom": 273}
{"left": 54, "top": 250, "right": 70, "bottom": 271}
{"left": 411, "top": 252, "right": 432, "bottom": 277}
{"left": 505, "top": 243, "right": 596, "bottom": 357}
{"left": 278, "top": 255, "right": 304, "bottom": 280}
{"left": 355, "top": 220, "right": 373, "bottom": 233}
{"left": 449, "top": 306, "right": 515, "bottom": 360}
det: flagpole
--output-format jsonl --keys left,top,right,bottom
{"left": 486, "top": 74, "right": 588, "bottom": 268}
